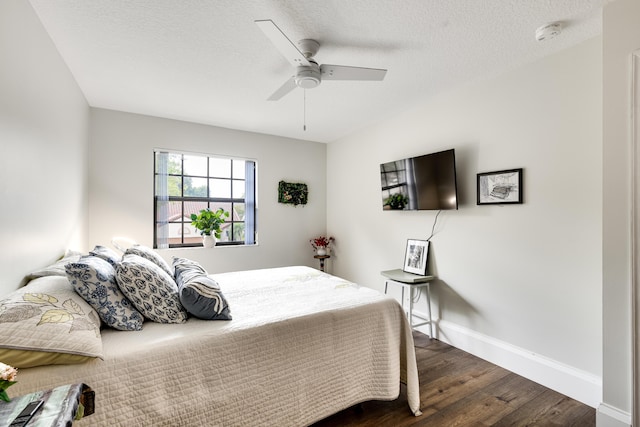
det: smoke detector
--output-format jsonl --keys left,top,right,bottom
{"left": 535, "top": 22, "right": 563, "bottom": 42}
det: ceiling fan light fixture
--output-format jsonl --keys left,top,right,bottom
{"left": 295, "top": 65, "right": 321, "bottom": 89}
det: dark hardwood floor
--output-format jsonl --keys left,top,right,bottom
{"left": 312, "top": 331, "right": 595, "bottom": 427}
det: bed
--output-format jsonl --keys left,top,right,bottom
{"left": 6, "top": 265, "right": 421, "bottom": 426}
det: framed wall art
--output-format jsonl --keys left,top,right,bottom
{"left": 403, "top": 239, "right": 429, "bottom": 276}
{"left": 477, "top": 168, "right": 523, "bottom": 205}
{"left": 278, "top": 180, "right": 308, "bottom": 206}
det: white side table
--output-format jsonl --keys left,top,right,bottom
{"left": 381, "top": 269, "right": 436, "bottom": 337}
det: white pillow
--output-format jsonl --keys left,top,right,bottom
{"left": 26, "top": 250, "right": 83, "bottom": 279}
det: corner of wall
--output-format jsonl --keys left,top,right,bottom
{"left": 596, "top": 403, "right": 632, "bottom": 427}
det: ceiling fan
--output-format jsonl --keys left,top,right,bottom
{"left": 255, "top": 19, "right": 387, "bottom": 101}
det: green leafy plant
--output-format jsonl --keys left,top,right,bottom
{"left": 190, "top": 208, "right": 229, "bottom": 238}
{"left": 384, "top": 193, "right": 409, "bottom": 210}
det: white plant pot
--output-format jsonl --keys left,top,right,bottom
{"left": 202, "top": 235, "right": 216, "bottom": 248}
{"left": 316, "top": 247, "right": 327, "bottom": 256}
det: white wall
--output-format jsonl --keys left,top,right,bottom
{"left": 599, "top": 0, "right": 640, "bottom": 425}
{"left": 328, "top": 37, "right": 602, "bottom": 406}
{"left": 0, "top": 1, "right": 89, "bottom": 297}
{"left": 89, "top": 108, "right": 326, "bottom": 273}
{"left": 5, "top": 0, "right": 630, "bottom": 418}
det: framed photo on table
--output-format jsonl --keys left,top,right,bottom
{"left": 403, "top": 239, "right": 429, "bottom": 276}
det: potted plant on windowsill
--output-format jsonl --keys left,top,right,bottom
{"left": 190, "top": 208, "right": 229, "bottom": 248}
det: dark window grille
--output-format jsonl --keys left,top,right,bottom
{"left": 153, "top": 151, "right": 256, "bottom": 248}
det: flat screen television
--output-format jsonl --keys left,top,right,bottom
{"left": 380, "top": 148, "right": 458, "bottom": 210}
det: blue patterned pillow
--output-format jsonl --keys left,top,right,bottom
{"left": 89, "top": 245, "right": 121, "bottom": 267}
{"left": 116, "top": 254, "right": 187, "bottom": 324}
{"left": 65, "top": 256, "right": 144, "bottom": 331}
{"left": 173, "top": 257, "right": 232, "bottom": 320}
{"left": 125, "top": 245, "right": 173, "bottom": 277}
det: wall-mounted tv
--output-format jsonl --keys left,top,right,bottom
{"left": 380, "top": 148, "right": 458, "bottom": 211}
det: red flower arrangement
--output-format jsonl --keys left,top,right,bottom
{"left": 310, "top": 236, "right": 334, "bottom": 250}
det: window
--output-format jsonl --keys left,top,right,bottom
{"left": 154, "top": 150, "right": 256, "bottom": 248}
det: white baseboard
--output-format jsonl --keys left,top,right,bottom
{"left": 596, "top": 403, "right": 632, "bottom": 427}
{"left": 414, "top": 314, "right": 602, "bottom": 408}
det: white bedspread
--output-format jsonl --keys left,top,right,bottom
{"left": 10, "top": 266, "right": 421, "bottom": 426}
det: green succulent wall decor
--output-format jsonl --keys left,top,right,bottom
{"left": 278, "top": 181, "right": 308, "bottom": 206}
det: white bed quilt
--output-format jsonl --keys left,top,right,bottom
{"left": 10, "top": 266, "right": 421, "bottom": 426}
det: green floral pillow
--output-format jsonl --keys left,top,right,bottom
{"left": 0, "top": 276, "right": 103, "bottom": 368}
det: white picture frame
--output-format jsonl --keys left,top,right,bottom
{"left": 403, "top": 239, "right": 429, "bottom": 276}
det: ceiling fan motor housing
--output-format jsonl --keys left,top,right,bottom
{"left": 295, "top": 63, "right": 321, "bottom": 89}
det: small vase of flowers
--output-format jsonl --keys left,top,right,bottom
{"left": 0, "top": 362, "right": 17, "bottom": 402}
{"left": 310, "top": 236, "right": 334, "bottom": 256}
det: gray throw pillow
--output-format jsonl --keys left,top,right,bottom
{"left": 173, "top": 257, "right": 232, "bottom": 320}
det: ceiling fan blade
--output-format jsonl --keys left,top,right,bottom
{"left": 255, "top": 19, "right": 310, "bottom": 67}
{"left": 267, "top": 76, "right": 297, "bottom": 101}
{"left": 320, "top": 64, "right": 387, "bottom": 81}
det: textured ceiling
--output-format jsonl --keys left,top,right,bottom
{"left": 28, "top": 0, "right": 606, "bottom": 143}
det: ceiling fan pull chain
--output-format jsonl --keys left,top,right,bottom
{"left": 303, "top": 89, "right": 307, "bottom": 131}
